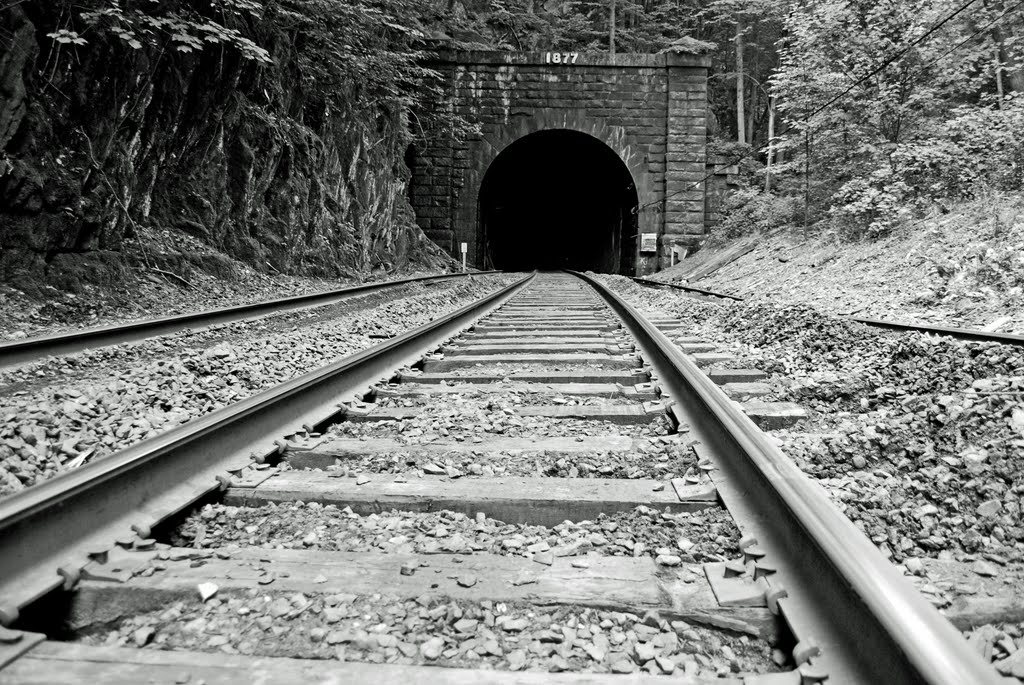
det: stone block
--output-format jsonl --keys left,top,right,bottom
{"left": 664, "top": 211, "right": 707, "bottom": 225}
{"left": 740, "top": 401, "right": 808, "bottom": 430}
{"left": 667, "top": 172, "right": 710, "bottom": 184}
{"left": 665, "top": 200, "right": 706, "bottom": 214}
{"left": 666, "top": 154, "right": 706, "bottom": 165}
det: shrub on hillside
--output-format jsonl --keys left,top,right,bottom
{"left": 829, "top": 169, "right": 915, "bottom": 239}
{"left": 829, "top": 98, "right": 1024, "bottom": 239}
{"left": 717, "top": 189, "right": 802, "bottom": 238}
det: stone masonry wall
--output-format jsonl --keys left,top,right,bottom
{"left": 409, "top": 51, "right": 710, "bottom": 275}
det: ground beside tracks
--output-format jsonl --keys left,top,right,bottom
{"left": 598, "top": 275, "right": 1024, "bottom": 679}
{"left": 655, "top": 195, "right": 1024, "bottom": 334}
{"left": 0, "top": 276, "right": 517, "bottom": 496}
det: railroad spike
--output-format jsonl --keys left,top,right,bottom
{"left": 131, "top": 522, "right": 152, "bottom": 539}
{"left": 743, "top": 545, "right": 767, "bottom": 563}
{"left": 0, "top": 604, "right": 19, "bottom": 628}
{"left": 57, "top": 564, "right": 81, "bottom": 590}
{"left": 793, "top": 638, "right": 821, "bottom": 665}
{"left": 723, "top": 560, "right": 747, "bottom": 578}
{"left": 798, "top": 663, "right": 829, "bottom": 684}
{"left": 0, "top": 624, "right": 23, "bottom": 644}
{"left": 765, "top": 586, "right": 789, "bottom": 615}
{"left": 86, "top": 549, "right": 109, "bottom": 564}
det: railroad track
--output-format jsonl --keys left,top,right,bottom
{"left": 0, "top": 271, "right": 495, "bottom": 368}
{"left": 0, "top": 272, "right": 1000, "bottom": 684}
{"left": 632, "top": 277, "right": 1024, "bottom": 346}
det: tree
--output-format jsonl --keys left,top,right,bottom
{"left": 772, "top": 0, "right": 1024, "bottom": 235}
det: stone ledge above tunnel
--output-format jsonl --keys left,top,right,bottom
{"left": 428, "top": 50, "right": 712, "bottom": 69}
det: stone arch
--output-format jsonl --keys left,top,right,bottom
{"left": 475, "top": 128, "right": 640, "bottom": 273}
{"left": 407, "top": 51, "right": 710, "bottom": 275}
{"left": 457, "top": 115, "right": 661, "bottom": 271}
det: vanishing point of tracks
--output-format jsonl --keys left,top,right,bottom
{"left": 0, "top": 272, "right": 1002, "bottom": 683}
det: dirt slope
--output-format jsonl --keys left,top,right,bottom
{"left": 657, "top": 194, "right": 1024, "bottom": 334}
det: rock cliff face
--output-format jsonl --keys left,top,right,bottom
{"left": 0, "top": 4, "right": 448, "bottom": 294}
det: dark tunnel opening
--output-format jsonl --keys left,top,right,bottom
{"left": 480, "top": 130, "right": 639, "bottom": 273}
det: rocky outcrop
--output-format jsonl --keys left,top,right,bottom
{"left": 0, "top": 4, "right": 450, "bottom": 294}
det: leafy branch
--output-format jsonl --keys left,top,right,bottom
{"left": 47, "top": 0, "right": 271, "bottom": 63}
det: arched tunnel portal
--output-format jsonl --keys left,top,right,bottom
{"left": 479, "top": 130, "right": 638, "bottom": 274}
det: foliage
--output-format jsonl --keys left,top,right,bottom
{"left": 717, "top": 188, "right": 802, "bottom": 238}
{"left": 827, "top": 94, "right": 1024, "bottom": 238}
{"left": 828, "top": 169, "right": 916, "bottom": 239}
{"left": 36, "top": 0, "right": 1024, "bottom": 250}
{"left": 48, "top": 0, "right": 271, "bottom": 61}
{"left": 913, "top": 195, "right": 1024, "bottom": 302}
{"left": 771, "top": 0, "right": 1024, "bottom": 238}
{"left": 42, "top": 0, "right": 484, "bottom": 143}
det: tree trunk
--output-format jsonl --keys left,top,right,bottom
{"left": 735, "top": 20, "right": 746, "bottom": 145}
{"left": 746, "top": 89, "right": 756, "bottom": 146}
{"left": 609, "top": 0, "right": 616, "bottom": 56}
{"left": 991, "top": 4, "right": 1024, "bottom": 91}
{"left": 765, "top": 96, "right": 776, "bottom": 193}
{"left": 995, "top": 44, "right": 1005, "bottom": 105}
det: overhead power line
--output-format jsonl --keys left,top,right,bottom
{"left": 914, "top": 0, "right": 1024, "bottom": 75}
{"left": 637, "top": 0, "right": 998, "bottom": 214}
{"left": 800, "top": 0, "right": 985, "bottom": 123}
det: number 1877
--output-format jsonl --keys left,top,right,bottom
{"left": 546, "top": 52, "right": 579, "bottom": 64}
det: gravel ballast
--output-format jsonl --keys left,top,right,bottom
{"left": 597, "top": 274, "right": 1024, "bottom": 678}
{"left": 599, "top": 275, "right": 1024, "bottom": 562}
{"left": 169, "top": 502, "right": 741, "bottom": 565}
{"left": 75, "top": 591, "right": 774, "bottom": 677}
{"left": 307, "top": 391, "right": 687, "bottom": 479}
{"left": 0, "top": 276, "right": 516, "bottom": 497}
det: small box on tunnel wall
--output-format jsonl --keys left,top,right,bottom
{"left": 640, "top": 233, "right": 658, "bottom": 253}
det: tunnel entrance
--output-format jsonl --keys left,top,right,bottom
{"left": 479, "top": 130, "right": 639, "bottom": 273}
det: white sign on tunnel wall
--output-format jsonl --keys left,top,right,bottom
{"left": 545, "top": 52, "right": 580, "bottom": 64}
{"left": 640, "top": 233, "right": 658, "bottom": 253}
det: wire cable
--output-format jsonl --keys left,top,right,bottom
{"left": 913, "top": 0, "right": 1024, "bottom": 75}
{"left": 635, "top": 0, "right": 996, "bottom": 213}
{"left": 800, "top": 0, "right": 985, "bottom": 123}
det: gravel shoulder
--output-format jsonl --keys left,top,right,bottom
{"left": 596, "top": 274, "right": 1024, "bottom": 677}
{"left": 0, "top": 276, "right": 516, "bottom": 497}
{"left": 1, "top": 258, "right": 464, "bottom": 340}
{"left": 0, "top": 279, "right": 491, "bottom": 393}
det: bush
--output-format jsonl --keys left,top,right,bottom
{"left": 829, "top": 168, "right": 915, "bottom": 239}
{"left": 717, "top": 189, "right": 803, "bottom": 238}
{"left": 828, "top": 96, "right": 1024, "bottom": 239}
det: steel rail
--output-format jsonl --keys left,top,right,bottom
{"left": 0, "top": 271, "right": 500, "bottom": 368}
{"left": 632, "top": 276, "right": 1024, "bottom": 346}
{"left": 847, "top": 315, "right": 1024, "bottom": 345}
{"left": 0, "top": 273, "right": 533, "bottom": 624}
{"left": 631, "top": 276, "right": 744, "bottom": 301}
{"left": 577, "top": 271, "right": 999, "bottom": 685}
